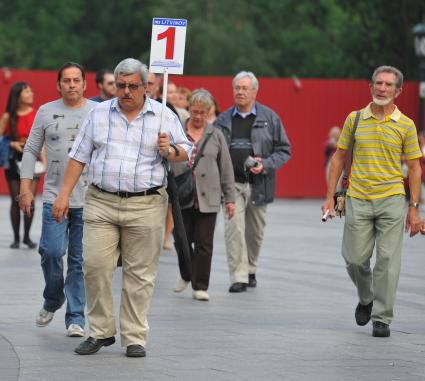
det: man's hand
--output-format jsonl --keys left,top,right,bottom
{"left": 18, "top": 192, "right": 34, "bottom": 217}
{"left": 250, "top": 157, "right": 263, "bottom": 174}
{"left": 52, "top": 194, "right": 70, "bottom": 223}
{"left": 157, "top": 132, "right": 170, "bottom": 157}
{"left": 0, "top": 112, "right": 9, "bottom": 135}
{"left": 420, "top": 220, "right": 425, "bottom": 235}
{"left": 321, "top": 196, "right": 336, "bottom": 221}
{"left": 406, "top": 207, "right": 422, "bottom": 237}
{"left": 225, "top": 202, "right": 235, "bottom": 219}
{"left": 1, "top": 112, "right": 9, "bottom": 121}
{"left": 10, "top": 141, "right": 25, "bottom": 153}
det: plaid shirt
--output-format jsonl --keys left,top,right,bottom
{"left": 70, "top": 97, "right": 192, "bottom": 192}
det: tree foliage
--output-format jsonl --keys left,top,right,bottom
{"left": 0, "top": 0, "right": 423, "bottom": 79}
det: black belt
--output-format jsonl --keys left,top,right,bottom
{"left": 91, "top": 184, "right": 161, "bottom": 198}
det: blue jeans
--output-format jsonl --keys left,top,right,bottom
{"left": 39, "top": 203, "right": 85, "bottom": 328}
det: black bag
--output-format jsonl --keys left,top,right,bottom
{"left": 174, "top": 132, "right": 213, "bottom": 208}
{"left": 333, "top": 190, "right": 347, "bottom": 217}
{"left": 175, "top": 169, "right": 194, "bottom": 208}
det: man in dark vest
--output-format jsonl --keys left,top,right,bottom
{"left": 215, "top": 71, "right": 291, "bottom": 293}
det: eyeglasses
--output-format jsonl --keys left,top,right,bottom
{"left": 233, "top": 86, "right": 254, "bottom": 92}
{"left": 116, "top": 82, "right": 144, "bottom": 91}
{"left": 190, "top": 110, "right": 207, "bottom": 116}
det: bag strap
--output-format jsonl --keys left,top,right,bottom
{"left": 342, "top": 111, "right": 360, "bottom": 189}
{"left": 192, "top": 132, "right": 213, "bottom": 170}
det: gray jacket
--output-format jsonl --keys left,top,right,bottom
{"left": 172, "top": 124, "right": 235, "bottom": 213}
{"left": 215, "top": 101, "right": 291, "bottom": 205}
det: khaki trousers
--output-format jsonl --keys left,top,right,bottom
{"left": 82, "top": 185, "right": 167, "bottom": 347}
{"left": 342, "top": 195, "right": 405, "bottom": 324}
{"left": 224, "top": 182, "right": 267, "bottom": 283}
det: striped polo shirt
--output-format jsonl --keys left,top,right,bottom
{"left": 337, "top": 103, "right": 422, "bottom": 200}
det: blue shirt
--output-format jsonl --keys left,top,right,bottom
{"left": 231, "top": 104, "right": 257, "bottom": 118}
{"left": 69, "top": 97, "right": 192, "bottom": 192}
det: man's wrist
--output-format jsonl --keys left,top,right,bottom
{"left": 166, "top": 146, "right": 174, "bottom": 159}
{"left": 408, "top": 201, "right": 420, "bottom": 209}
{"left": 15, "top": 191, "right": 33, "bottom": 202}
{"left": 169, "top": 143, "right": 180, "bottom": 157}
{"left": 326, "top": 191, "right": 335, "bottom": 200}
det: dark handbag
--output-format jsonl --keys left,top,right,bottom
{"left": 175, "top": 168, "right": 194, "bottom": 208}
{"left": 334, "top": 111, "right": 360, "bottom": 217}
{"left": 174, "top": 132, "right": 212, "bottom": 208}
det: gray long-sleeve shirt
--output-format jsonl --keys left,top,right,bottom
{"left": 21, "top": 98, "right": 97, "bottom": 207}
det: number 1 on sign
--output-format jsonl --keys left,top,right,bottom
{"left": 157, "top": 27, "right": 176, "bottom": 59}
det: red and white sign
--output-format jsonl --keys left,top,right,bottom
{"left": 149, "top": 18, "right": 187, "bottom": 75}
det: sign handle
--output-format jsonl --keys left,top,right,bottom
{"left": 160, "top": 67, "right": 169, "bottom": 133}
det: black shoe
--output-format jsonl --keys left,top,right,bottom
{"left": 10, "top": 241, "right": 19, "bottom": 249}
{"left": 355, "top": 301, "right": 373, "bottom": 326}
{"left": 23, "top": 238, "right": 37, "bottom": 249}
{"left": 248, "top": 274, "right": 257, "bottom": 288}
{"left": 126, "top": 344, "right": 146, "bottom": 358}
{"left": 229, "top": 282, "right": 247, "bottom": 293}
{"left": 372, "top": 321, "right": 390, "bottom": 337}
{"left": 74, "top": 336, "right": 115, "bottom": 355}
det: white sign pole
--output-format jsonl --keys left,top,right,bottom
{"left": 160, "top": 67, "right": 169, "bottom": 133}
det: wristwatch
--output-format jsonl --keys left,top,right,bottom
{"left": 169, "top": 143, "right": 180, "bottom": 157}
{"left": 408, "top": 202, "right": 420, "bottom": 208}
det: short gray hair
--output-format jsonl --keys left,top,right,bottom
{"left": 189, "top": 89, "right": 214, "bottom": 111}
{"left": 371, "top": 66, "right": 404, "bottom": 89}
{"left": 232, "top": 71, "right": 259, "bottom": 91}
{"left": 114, "top": 58, "right": 148, "bottom": 85}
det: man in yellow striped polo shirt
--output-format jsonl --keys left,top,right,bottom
{"left": 322, "top": 66, "right": 422, "bottom": 338}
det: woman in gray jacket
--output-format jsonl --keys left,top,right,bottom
{"left": 173, "top": 89, "right": 235, "bottom": 301}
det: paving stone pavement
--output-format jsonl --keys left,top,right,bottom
{"left": 0, "top": 196, "right": 424, "bottom": 381}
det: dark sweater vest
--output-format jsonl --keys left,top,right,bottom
{"left": 230, "top": 114, "right": 255, "bottom": 183}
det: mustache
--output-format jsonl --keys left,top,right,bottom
{"left": 122, "top": 95, "right": 132, "bottom": 99}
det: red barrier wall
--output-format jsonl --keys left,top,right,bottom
{"left": 0, "top": 69, "right": 421, "bottom": 198}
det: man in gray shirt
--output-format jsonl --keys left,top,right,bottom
{"left": 19, "top": 62, "right": 97, "bottom": 337}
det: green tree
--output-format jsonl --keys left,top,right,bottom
{"left": 0, "top": 0, "right": 84, "bottom": 68}
{"left": 0, "top": 0, "right": 423, "bottom": 79}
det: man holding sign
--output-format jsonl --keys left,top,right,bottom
{"left": 52, "top": 58, "right": 192, "bottom": 357}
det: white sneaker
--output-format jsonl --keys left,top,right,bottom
{"left": 173, "top": 278, "right": 189, "bottom": 293}
{"left": 67, "top": 324, "right": 85, "bottom": 337}
{"left": 36, "top": 308, "right": 54, "bottom": 327}
{"left": 192, "top": 290, "right": 209, "bottom": 301}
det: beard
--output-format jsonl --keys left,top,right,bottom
{"left": 372, "top": 96, "right": 393, "bottom": 106}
